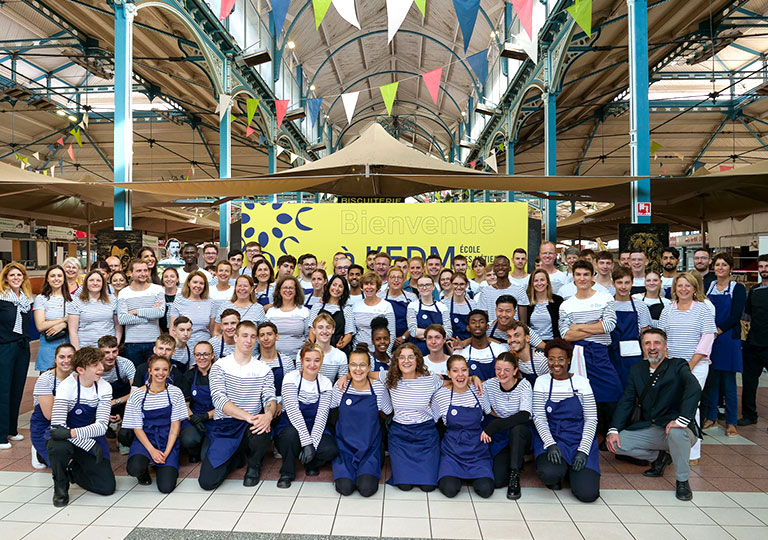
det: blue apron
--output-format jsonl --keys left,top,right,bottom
{"left": 574, "top": 340, "right": 623, "bottom": 403}
{"left": 332, "top": 381, "right": 383, "bottom": 481}
{"left": 205, "top": 417, "right": 249, "bottom": 468}
{"left": 488, "top": 322, "right": 506, "bottom": 342}
{"left": 129, "top": 387, "right": 180, "bottom": 470}
{"left": 30, "top": 374, "right": 58, "bottom": 466}
{"left": 256, "top": 287, "right": 271, "bottom": 306}
{"left": 387, "top": 420, "right": 440, "bottom": 487}
{"left": 274, "top": 378, "right": 327, "bottom": 438}
{"left": 609, "top": 301, "right": 642, "bottom": 388}
{"left": 110, "top": 360, "right": 132, "bottom": 415}
{"left": 181, "top": 368, "right": 213, "bottom": 433}
{"left": 466, "top": 345, "right": 497, "bottom": 381}
{"left": 409, "top": 300, "right": 442, "bottom": 355}
{"left": 439, "top": 389, "right": 493, "bottom": 480}
{"left": 67, "top": 379, "right": 111, "bottom": 460}
{"left": 708, "top": 282, "right": 743, "bottom": 373}
{"left": 260, "top": 354, "right": 285, "bottom": 396}
{"left": 532, "top": 377, "right": 600, "bottom": 474}
{"left": 171, "top": 345, "right": 191, "bottom": 374}
{"left": 449, "top": 298, "right": 471, "bottom": 341}
{"left": 384, "top": 291, "right": 409, "bottom": 338}
{"left": 373, "top": 355, "right": 390, "bottom": 372}
{"left": 520, "top": 347, "right": 539, "bottom": 386}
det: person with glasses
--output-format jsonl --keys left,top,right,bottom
{"left": 333, "top": 256, "right": 351, "bottom": 278}
{"left": 179, "top": 341, "right": 216, "bottom": 463}
{"left": 407, "top": 276, "right": 452, "bottom": 355}
{"left": 266, "top": 276, "right": 310, "bottom": 360}
{"left": 297, "top": 253, "right": 318, "bottom": 295}
{"left": 442, "top": 272, "right": 476, "bottom": 341}
{"left": 242, "top": 242, "right": 262, "bottom": 276}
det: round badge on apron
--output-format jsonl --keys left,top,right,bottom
{"left": 453, "top": 318, "right": 459, "bottom": 323}
{"left": 346, "top": 398, "right": 353, "bottom": 406}
{"left": 546, "top": 406, "right": 552, "bottom": 413}
{"left": 75, "top": 408, "right": 82, "bottom": 415}
{"left": 422, "top": 314, "right": 428, "bottom": 319}
{"left": 471, "top": 364, "right": 477, "bottom": 370}
{"left": 192, "top": 389, "right": 198, "bottom": 396}
{"left": 451, "top": 409, "right": 458, "bottom": 416}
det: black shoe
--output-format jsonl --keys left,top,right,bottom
{"left": 305, "top": 468, "right": 319, "bottom": 477}
{"left": 737, "top": 417, "right": 757, "bottom": 426}
{"left": 598, "top": 441, "right": 608, "bottom": 451}
{"left": 243, "top": 467, "right": 260, "bottom": 487}
{"left": 676, "top": 480, "right": 693, "bottom": 501}
{"left": 546, "top": 482, "right": 562, "bottom": 491}
{"left": 53, "top": 478, "right": 69, "bottom": 507}
{"left": 188, "top": 455, "right": 201, "bottom": 464}
{"left": 507, "top": 470, "right": 521, "bottom": 500}
{"left": 644, "top": 451, "right": 673, "bottom": 478}
{"left": 277, "top": 476, "right": 292, "bottom": 489}
{"left": 137, "top": 471, "right": 152, "bottom": 486}
{"left": 106, "top": 426, "right": 116, "bottom": 439}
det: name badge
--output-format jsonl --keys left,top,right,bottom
{"left": 421, "top": 314, "right": 428, "bottom": 320}
{"left": 451, "top": 409, "right": 458, "bottom": 416}
{"left": 74, "top": 408, "right": 82, "bottom": 415}
{"left": 471, "top": 364, "right": 477, "bottom": 370}
{"left": 345, "top": 398, "right": 353, "bottom": 406}
{"left": 192, "top": 389, "right": 198, "bottom": 396}
{"left": 453, "top": 317, "right": 460, "bottom": 324}
{"left": 546, "top": 406, "right": 553, "bottom": 413}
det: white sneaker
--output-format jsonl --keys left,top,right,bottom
{"left": 118, "top": 442, "right": 130, "bottom": 455}
{"left": 0, "top": 442, "right": 11, "bottom": 450}
{"left": 31, "top": 447, "right": 46, "bottom": 470}
{"left": 272, "top": 447, "right": 282, "bottom": 459}
{"left": 8, "top": 434, "right": 23, "bottom": 441}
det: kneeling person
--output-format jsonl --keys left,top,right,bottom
{"left": 179, "top": 341, "right": 216, "bottom": 462}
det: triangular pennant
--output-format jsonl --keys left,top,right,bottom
{"left": 290, "top": 152, "right": 298, "bottom": 163}
{"left": 414, "top": 0, "right": 426, "bottom": 16}
{"left": 469, "top": 160, "right": 475, "bottom": 169}
{"left": 452, "top": 0, "right": 480, "bottom": 53}
{"left": 486, "top": 150, "right": 498, "bottom": 172}
{"left": 514, "top": 29, "right": 537, "bottom": 63}
{"left": 275, "top": 99, "right": 289, "bottom": 128}
{"left": 81, "top": 114, "right": 88, "bottom": 128}
{"left": 307, "top": 97, "right": 323, "bottom": 127}
{"left": 332, "top": 0, "right": 361, "bottom": 29}
{"left": 246, "top": 98, "right": 260, "bottom": 125}
{"left": 217, "top": 94, "right": 231, "bottom": 122}
{"left": 219, "top": 0, "right": 236, "bottom": 20}
{"left": 566, "top": 0, "right": 592, "bottom": 38}
{"left": 230, "top": 113, "right": 237, "bottom": 122}
{"left": 43, "top": 169, "right": 47, "bottom": 176}
{"left": 313, "top": 0, "right": 333, "bottom": 29}
{"left": 258, "top": 135, "right": 266, "bottom": 146}
{"left": 271, "top": 0, "right": 290, "bottom": 37}
{"left": 246, "top": 126, "right": 255, "bottom": 137}
{"left": 720, "top": 165, "right": 733, "bottom": 172}
{"left": 467, "top": 49, "right": 488, "bottom": 86}
{"left": 50, "top": 166, "right": 55, "bottom": 178}
{"left": 32, "top": 152, "right": 39, "bottom": 160}
{"left": 387, "top": 0, "right": 413, "bottom": 43}
{"left": 498, "top": 141, "right": 505, "bottom": 152}
{"left": 70, "top": 128, "right": 83, "bottom": 147}
{"left": 379, "top": 81, "right": 399, "bottom": 116}
{"left": 67, "top": 144, "right": 75, "bottom": 163}
{"left": 56, "top": 137, "right": 64, "bottom": 146}
{"left": 341, "top": 91, "right": 359, "bottom": 124}
{"left": 19, "top": 161, "right": 26, "bottom": 170}
{"left": 512, "top": 0, "right": 534, "bottom": 40}
{"left": 650, "top": 140, "right": 662, "bottom": 155}
{"left": 421, "top": 67, "right": 442, "bottom": 104}
{"left": 15, "top": 153, "right": 28, "bottom": 164}
{"left": 275, "top": 145, "right": 285, "bottom": 157}
{"left": 78, "top": 120, "right": 86, "bottom": 131}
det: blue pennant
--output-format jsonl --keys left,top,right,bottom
{"left": 307, "top": 98, "right": 323, "bottom": 128}
{"left": 467, "top": 49, "right": 488, "bottom": 87}
{"left": 453, "top": 0, "right": 480, "bottom": 53}
{"left": 271, "top": 0, "right": 290, "bottom": 38}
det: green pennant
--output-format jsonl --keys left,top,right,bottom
{"left": 414, "top": 0, "right": 426, "bottom": 17}
{"left": 246, "top": 98, "right": 260, "bottom": 125}
{"left": 650, "top": 140, "right": 662, "bottom": 155}
{"left": 566, "top": 0, "right": 592, "bottom": 38}
{"left": 498, "top": 141, "right": 505, "bottom": 152}
{"left": 15, "top": 153, "right": 28, "bottom": 164}
{"left": 313, "top": 0, "right": 332, "bottom": 29}
{"left": 379, "top": 81, "right": 399, "bottom": 116}
{"left": 69, "top": 128, "right": 82, "bottom": 147}
{"left": 231, "top": 113, "right": 237, "bottom": 122}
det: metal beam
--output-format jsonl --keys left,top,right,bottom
{"left": 628, "top": 0, "right": 651, "bottom": 224}
{"left": 219, "top": 58, "right": 231, "bottom": 248}
{"left": 113, "top": 0, "right": 135, "bottom": 231}
{"left": 686, "top": 116, "right": 729, "bottom": 175}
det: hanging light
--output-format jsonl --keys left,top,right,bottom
{"left": 287, "top": 41, "right": 296, "bottom": 49}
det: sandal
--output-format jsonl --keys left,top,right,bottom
{"left": 725, "top": 425, "right": 739, "bottom": 437}
{"left": 702, "top": 420, "right": 718, "bottom": 430}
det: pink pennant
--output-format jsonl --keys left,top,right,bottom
{"left": 67, "top": 144, "right": 75, "bottom": 163}
{"left": 275, "top": 99, "right": 289, "bottom": 129}
{"left": 512, "top": 0, "right": 534, "bottom": 40}
{"left": 56, "top": 137, "right": 64, "bottom": 146}
{"left": 470, "top": 160, "right": 476, "bottom": 169}
{"left": 720, "top": 165, "right": 733, "bottom": 172}
{"left": 421, "top": 67, "right": 442, "bottom": 105}
{"left": 220, "top": 0, "right": 236, "bottom": 20}
{"left": 246, "top": 126, "right": 255, "bottom": 137}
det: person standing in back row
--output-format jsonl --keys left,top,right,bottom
{"left": 118, "top": 259, "right": 165, "bottom": 367}
{"left": 739, "top": 254, "right": 768, "bottom": 426}
{"left": 478, "top": 256, "right": 529, "bottom": 324}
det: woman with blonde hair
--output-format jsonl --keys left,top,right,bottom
{"left": 525, "top": 268, "right": 563, "bottom": 342}
{"left": 214, "top": 274, "right": 266, "bottom": 334}
{"left": 169, "top": 270, "right": 215, "bottom": 351}
{"left": 68, "top": 269, "right": 121, "bottom": 349}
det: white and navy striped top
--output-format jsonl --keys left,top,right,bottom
{"left": 254, "top": 284, "right": 275, "bottom": 306}
{"left": 378, "top": 371, "right": 443, "bottom": 425}
{"left": 209, "top": 286, "right": 234, "bottom": 317}
{"left": 519, "top": 350, "right": 550, "bottom": 380}
{"left": 33, "top": 370, "right": 63, "bottom": 407}
{"left": 633, "top": 294, "right": 671, "bottom": 326}
{"left": 101, "top": 356, "right": 135, "bottom": 385}
{"left": 117, "top": 285, "right": 165, "bottom": 344}
{"left": 51, "top": 374, "right": 112, "bottom": 452}
{"left": 614, "top": 299, "right": 653, "bottom": 332}
{"left": 33, "top": 294, "right": 66, "bottom": 322}
{"left": 483, "top": 377, "right": 533, "bottom": 418}
{"left": 559, "top": 291, "right": 617, "bottom": 346}
{"left": 210, "top": 335, "right": 243, "bottom": 360}
{"left": 658, "top": 301, "right": 717, "bottom": 361}
{"left": 380, "top": 290, "right": 417, "bottom": 332}
{"left": 215, "top": 301, "right": 266, "bottom": 325}
{"left": 266, "top": 306, "right": 310, "bottom": 359}
{"left": 305, "top": 295, "right": 323, "bottom": 308}
{"left": 307, "top": 303, "right": 356, "bottom": 335}
{"left": 533, "top": 374, "right": 597, "bottom": 454}
{"left": 406, "top": 300, "right": 453, "bottom": 338}
{"left": 455, "top": 343, "right": 508, "bottom": 373}
{"left": 260, "top": 353, "right": 297, "bottom": 375}
{"left": 171, "top": 344, "right": 193, "bottom": 369}
{"left": 478, "top": 284, "right": 529, "bottom": 323}
{"left": 68, "top": 295, "right": 117, "bottom": 348}
{"left": 530, "top": 302, "right": 554, "bottom": 340}
{"left": 331, "top": 379, "right": 393, "bottom": 414}
{"left": 432, "top": 387, "right": 490, "bottom": 423}
{"left": 209, "top": 355, "right": 276, "bottom": 420}
{"left": 295, "top": 347, "right": 348, "bottom": 382}
{"left": 122, "top": 385, "right": 187, "bottom": 429}
{"left": 282, "top": 370, "right": 332, "bottom": 447}
{"left": 353, "top": 299, "right": 396, "bottom": 354}
{"left": 169, "top": 296, "right": 215, "bottom": 349}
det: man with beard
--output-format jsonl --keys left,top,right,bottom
{"left": 505, "top": 321, "right": 549, "bottom": 385}
{"left": 346, "top": 264, "right": 364, "bottom": 306}
{"left": 660, "top": 247, "right": 679, "bottom": 295}
{"left": 738, "top": 254, "right": 768, "bottom": 426}
{"left": 693, "top": 248, "right": 715, "bottom": 290}
{"left": 178, "top": 244, "right": 212, "bottom": 286}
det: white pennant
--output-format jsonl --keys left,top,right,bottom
{"left": 50, "top": 166, "right": 55, "bottom": 178}
{"left": 32, "top": 152, "right": 39, "bottom": 160}
{"left": 276, "top": 145, "right": 285, "bottom": 157}
{"left": 82, "top": 114, "right": 88, "bottom": 128}
{"left": 486, "top": 150, "right": 498, "bottom": 173}
{"left": 19, "top": 162, "right": 26, "bottom": 170}
{"left": 289, "top": 152, "right": 298, "bottom": 163}
{"left": 332, "top": 0, "right": 360, "bottom": 29}
{"left": 341, "top": 91, "right": 359, "bottom": 125}
{"left": 217, "top": 94, "right": 232, "bottom": 121}
{"left": 513, "top": 30, "right": 538, "bottom": 64}
{"left": 387, "top": 0, "right": 413, "bottom": 43}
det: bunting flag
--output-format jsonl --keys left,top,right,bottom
{"left": 271, "top": 0, "right": 290, "bottom": 37}
{"left": 67, "top": 144, "right": 75, "bottom": 163}
{"left": 691, "top": 160, "right": 705, "bottom": 171}
{"left": 467, "top": 49, "right": 488, "bottom": 86}
{"left": 275, "top": 145, "right": 285, "bottom": 157}
{"left": 650, "top": 140, "right": 662, "bottom": 156}
{"left": 230, "top": 113, "right": 237, "bottom": 122}
{"left": 220, "top": 0, "right": 236, "bottom": 20}
{"left": 217, "top": 94, "right": 231, "bottom": 122}
{"left": 275, "top": 99, "right": 289, "bottom": 128}
{"left": 258, "top": 135, "right": 266, "bottom": 146}
{"left": 380, "top": 81, "right": 399, "bottom": 115}
{"left": 81, "top": 113, "right": 88, "bottom": 128}
{"left": 341, "top": 91, "right": 359, "bottom": 124}
{"left": 387, "top": 0, "right": 413, "bottom": 43}
{"left": 566, "top": 0, "right": 592, "bottom": 38}
{"left": 422, "top": 67, "right": 442, "bottom": 104}
{"left": 332, "top": 0, "right": 361, "bottom": 29}
{"left": 246, "top": 126, "right": 255, "bottom": 137}
{"left": 720, "top": 165, "right": 733, "bottom": 172}
{"left": 313, "top": 0, "right": 332, "bottom": 29}
{"left": 452, "top": 0, "right": 480, "bottom": 53}
{"left": 469, "top": 160, "right": 475, "bottom": 169}
{"left": 290, "top": 152, "right": 299, "bottom": 163}
{"left": 514, "top": 29, "right": 537, "bottom": 62}
{"left": 49, "top": 166, "right": 55, "bottom": 178}
{"left": 307, "top": 97, "right": 323, "bottom": 127}
{"left": 19, "top": 161, "right": 26, "bottom": 170}
{"left": 32, "top": 152, "right": 39, "bottom": 160}
{"left": 15, "top": 153, "right": 28, "bottom": 165}
{"left": 246, "top": 98, "right": 260, "bottom": 125}
{"left": 56, "top": 137, "right": 64, "bottom": 146}
{"left": 414, "top": 0, "right": 426, "bottom": 16}
{"left": 70, "top": 128, "right": 83, "bottom": 147}
{"left": 498, "top": 141, "right": 505, "bottom": 152}
{"left": 486, "top": 150, "right": 498, "bottom": 172}
{"left": 512, "top": 0, "right": 534, "bottom": 40}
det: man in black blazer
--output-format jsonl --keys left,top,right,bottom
{"left": 605, "top": 328, "right": 701, "bottom": 501}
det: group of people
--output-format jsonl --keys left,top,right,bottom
{"left": 0, "top": 240, "right": 764, "bottom": 508}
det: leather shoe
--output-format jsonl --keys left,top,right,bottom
{"left": 305, "top": 468, "right": 319, "bottom": 477}
{"left": 737, "top": 417, "right": 757, "bottom": 426}
{"left": 277, "top": 476, "right": 292, "bottom": 489}
{"left": 675, "top": 480, "right": 693, "bottom": 501}
{"left": 507, "top": 470, "right": 521, "bottom": 500}
{"left": 137, "top": 471, "right": 152, "bottom": 486}
{"left": 243, "top": 467, "right": 260, "bottom": 487}
{"left": 644, "top": 451, "right": 672, "bottom": 477}
{"left": 546, "top": 482, "right": 562, "bottom": 491}
{"left": 53, "top": 492, "right": 69, "bottom": 507}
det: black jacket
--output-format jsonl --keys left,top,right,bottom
{"left": 525, "top": 294, "right": 563, "bottom": 339}
{"left": 610, "top": 356, "right": 701, "bottom": 433}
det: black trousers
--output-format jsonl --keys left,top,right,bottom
{"left": 741, "top": 344, "right": 768, "bottom": 420}
{"left": 198, "top": 429, "right": 271, "bottom": 491}
{"left": 47, "top": 439, "right": 116, "bottom": 496}
{"left": 335, "top": 474, "right": 379, "bottom": 497}
{"left": 127, "top": 454, "right": 178, "bottom": 493}
{"left": 275, "top": 425, "right": 338, "bottom": 479}
{"left": 180, "top": 424, "right": 205, "bottom": 458}
{"left": 438, "top": 476, "right": 494, "bottom": 498}
{"left": 535, "top": 454, "right": 599, "bottom": 503}
{"left": 0, "top": 340, "right": 29, "bottom": 441}
{"left": 492, "top": 424, "right": 533, "bottom": 488}
{"left": 596, "top": 402, "right": 617, "bottom": 438}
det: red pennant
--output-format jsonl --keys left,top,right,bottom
{"left": 470, "top": 160, "right": 476, "bottom": 169}
{"left": 56, "top": 137, "right": 64, "bottom": 146}
{"left": 246, "top": 126, "right": 255, "bottom": 137}
{"left": 219, "top": 0, "right": 236, "bottom": 20}
{"left": 512, "top": 0, "right": 534, "bottom": 39}
{"left": 275, "top": 100, "right": 289, "bottom": 129}
{"left": 720, "top": 165, "right": 733, "bottom": 172}
{"left": 67, "top": 144, "right": 75, "bottom": 163}
{"left": 421, "top": 67, "right": 442, "bottom": 105}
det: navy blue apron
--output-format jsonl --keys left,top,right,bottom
{"left": 520, "top": 347, "right": 539, "bottom": 386}
{"left": 384, "top": 291, "right": 409, "bottom": 338}
{"left": 274, "top": 378, "right": 326, "bottom": 438}
{"left": 708, "top": 282, "right": 743, "bottom": 372}
{"left": 609, "top": 301, "right": 642, "bottom": 388}
{"left": 573, "top": 340, "right": 623, "bottom": 403}
{"left": 373, "top": 355, "right": 390, "bottom": 372}
{"left": 387, "top": 419, "right": 440, "bottom": 487}
{"left": 466, "top": 345, "right": 497, "bottom": 381}
{"left": 110, "top": 360, "right": 132, "bottom": 416}
{"left": 643, "top": 295, "right": 665, "bottom": 322}
{"left": 171, "top": 345, "right": 191, "bottom": 374}
{"left": 450, "top": 298, "right": 471, "bottom": 341}
{"left": 67, "top": 379, "right": 111, "bottom": 460}
{"left": 409, "top": 300, "right": 442, "bottom": 355}
{"left": 30, "top": 374, "right": 58, "bottom": 466}
{"left": 488, "top": 322, "right": 506, "bottom": 342}
{"left": 332, "top": 381, "right": 382, "bottom": 481}
{"left": 438, "top": 389, "right": 493, "bottom": 480}
{"left": 129, "top": 387, "right": 180, "bottom": 470}
{"left": 205, "top": 417, "right": 249, "bottom": 468}
{"left": 532, "top": 377, "right": 600, "bottom": 474}
{"left": 260, "top": 354, "right": 285, "bottom": 396}
{"left": 181, "top": 368, "right": 213, "bottom": 433}
{"left": 256, "top": 286, "right": 271, "bottom": 306}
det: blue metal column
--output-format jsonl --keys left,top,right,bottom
{"left": 113, "top": 0, "right": 135, "bottom": 230}
{"left": 218, "top": 60, "right": 231, "bottom": 248}
{"left": 543, "top": 91, "right": 558, "bottom": 242}
{"left": 506, "top": 138, "right": 515, "bottom": 202}
{"left": 628, "top": 0, "right": 651, "bottom": 223}
{"left": 268, "top": 143, "right": 277, "bottom": 202}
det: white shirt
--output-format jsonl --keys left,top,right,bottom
{"left": 557, "top": 280, "right": 609, "bottom": 300}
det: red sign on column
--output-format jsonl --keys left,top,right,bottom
{"left": 636, "top": 202, "right": 652, "bottom": 217}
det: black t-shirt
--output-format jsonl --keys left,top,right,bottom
{"left": 747, "top": 286, "right": 768, "bottom": 348}
{"left": 179, "top": 367, "right": 210, "bottom": 399}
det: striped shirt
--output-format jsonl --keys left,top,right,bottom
{"left": 441, "top": 297, "right": 476, "bottom": 328}
{"left": 559, "top": 291, "right": 617, "bottom": 346}
{"left": 533, "top": 374, "right": 597, "bottom": 454}
{"left": 379, "top": 371, "right": 443, "bottom": 425}
{"left": 215, "top": 301, "right": 266, "bottom": 324}
{"left": 557, "top": 281, "right": 610, "bottom": 300}
{"left": 177, "top": 267, "right": 213, "bottom": 287}
{"left": 209, "top": 354, "right": 276, "bottom": 419}
{"left": 433, "top": 387, "right": 490, "bottom": 423}
{"left": 658, "top": 302, "right": 717, "bottom": 361}
{"left": 33, "top": 370, "right": 61, "bottom": 407}
{"left": 255, "top": 284, "right": 275, "bottom": 306}
{"left": 260, "top": 353, "right": 297, "bottom": 377}
{"left": 305, "top": 295, "right": 323, "bottom": 308}
{"left": 33, "top": 294, "right": 66, "bottom": 322}
{"left": 282, "top": 370, "right": 332, "bottom": 447}
{"left": 169, "top": 296, "right": 214, "bottom": 349}
{"left": 455, "top": 343, "right": 508, "bottom": 375}
{"left": 209, "top": 286, "right": 234, "bottom": 316}
{"left": 171, "top": 344, "right": 193, "bottom": 369}
{"left": 478, "top": 284, "right": 529, "bottom": 323}
{"left": 68, "top": 295, "right": 117, "bottom": 348}
{"left": 633, "top": 294, "right": 671, "bottom": 326}
{"left": 122, "top": 385, "right": 187, "bottom": 429}
{"left": 330, "top": 379, "right": 393, "bottom": 414}
{"left": 307, "top": 303, "right": 356, "bottom": 336}
{"left": 509, "top": 275, "right": 530, "bottom": 291}
{"left": 530, "top": 303, "right": 554, "bottom": 340}
{"left": 353, "top": 299, "right": 396, "bottom": 354}
{"left": 101, "top": 356, "right": 135, "bottom": 385}
{"left": 117, "top": 284, "right": 165, "bottom": 343}
{"left": 266, "top": 306, "right": 310, "bottom": 359}
{"left": 614, "top": 299, "right": 652, "bottom": 332}
{"left": 483, "top": 377, "right": 533, "bottom": 418}
{"left": 519, "top": 350, "right": 550, "bottom": 380}
{"left": 295, "top": 347, "right": 348, "bottom": 382}
{"left": 210, "top": 335, "right": 244, "bottom": 360}
{"left": 406, "top": 299, "right": 453, "bottom": 338}
{"left": 51, "top": 374, "right": 112, "bottom": 452}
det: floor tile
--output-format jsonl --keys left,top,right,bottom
{"left": 0, "top": 485, "right": 46, "bottom": 502}
{"left": 640, "top": 489, "right": 696, "bottom": 507}
{"left": 430, "top": 517, "right": 482, "bottom": 539}
{"left": 0, "top": 500, "right": 23, "bottom": 519}
{"left": 624, "top": 522, "right": 685, "bottom": 540}
{"left": 332, "top": 514, "right": 382, "bottom": 537}
{"left": 0, "top": 471, "right": 30, "bottom": 485}
{"left": 336, "top": 495, "right": 384, "bottom": 516}
{"left": 113, "top": 476, "right": 138, "bottom": 491}
{"left": 380, "top": 516, "right": 431, "bottom": 538}
{"left": 256, "top": 479, "right": 301, "bottom": 497}
{"left": 748, "top": 507, "right": 768, "bottom": 525}
{"left": 727, "top": 525, "right": 768, "bottom": 540}
{"left": 1, "top": 520, "right": 38, "bottom": 540}
{"left": 290, "top": 495, "right": 339, "bottom": 515}
{"left": 14, "top": 473, "right": 53, "bottom": 487}
{"left": 298, "top": 480, "right": 341, "bottom": 498}
{"left": 472, "top": 486, "right": 521, "bottom": 503}
{"left": 599, "top": 489, "right": 648, "bottom": 506}
{"left": 383, "top": 498, "right": 428, "bottom": 517}
{"left": 656, "top": 505, "right": 716, "bottom": 525}
{"left": 525, "top": 520, "right": 583, "bottom": 540}
{"left": 478, "top": 519, "right": 532, "bottom": 540}
{"left": 245, "top": 494, "right": 296, "bottom": 513}
{"left": 46, "top": 505, "right": 106, "bottom": 525}
{"left": 702, "top": 506, "right": 764, "bottom": 526}
{"left": 92, "top": 506, "right": 152, "bottom": 528}
{"left": 557, "top": 489, "right": 606, "bottom": 505}
{"left": 282, "top": 513, "right": 334, "bottom": 535}
{"left": 516, "top": 487, "right": 560, "bottom": 503}
{"left": 428, "top": 499, "right": 477, "bottom": 519}
{"left": 691, "top": 491, "right": 740, "bottom": 508}
{"left": 210, "top": 478, "right": 260, "bottom": 495}
{"left": 518, "top": 502, "right": 571, "bottom": 521}
{"left": 185, "top": 509, "right": 241, "bottom": 531}
{"left": 383, "top": 484, "right": 429, "bottom": 500}
{"left": 113, "top": 490, "right": 168, "bottom": 508}
{"left": 2, "top": 502, "right": 61, "bottom": 522}
{"left": 672, "top": 524, "right": 733, "bottom": 540}
{"left": 577, "top": 522, "right": 634, "bottom": 540}
{"left": 430, "top": 485, "right": 472, "bottom": 501}
{"left": 73, "top": 525, "right": 133, "bottom": 540}
{"left": 201, "top": 492, "right": 253, "bottom": 512}
{"left": 233, "top": 511, "right": 288, "bottom": 533}
{"left": 23, "top": 522, "right": 84, "bottom": 540}
{"left": 69, "top": 490, "right": 127, "bottom": 507}
{"left": 139, "top": 508, "right": 196, "bottom": 529}
{"left": 609, "top": 504, "right": 667, "bottom": 524}
{"left": 726, "top": 491, "right": 768, "bottom": 508}
{"left": 473, "top": 501, "right": 523, "bottom": 521}
{"left": 564, "top": 503, "right": 620, "bottom": 523}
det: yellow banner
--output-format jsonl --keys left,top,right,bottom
{"left": 240, "top": 202, "right": 528, "bottom": 267}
